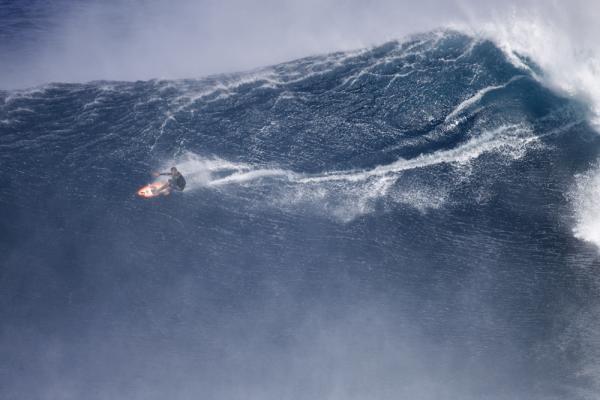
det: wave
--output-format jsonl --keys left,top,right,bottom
{"left": 4, "top": 26, "right": 600, "bottom": 399}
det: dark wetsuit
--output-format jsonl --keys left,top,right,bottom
{"left": 169, "top": 172, "right": 186, "bottom": 191}
{"left": 160, "top": 171, "right": 186, "bottom": 191}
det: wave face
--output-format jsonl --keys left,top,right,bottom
{"left": 3, "top": 31, "right": 600, "bottom": 399}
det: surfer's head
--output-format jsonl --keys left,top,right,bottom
{"left": 171, "top": 167, "right": 178, "bottom": 174}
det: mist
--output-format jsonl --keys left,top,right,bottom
{"left": 2, "top": 0, "right": 600, "bottom": 92}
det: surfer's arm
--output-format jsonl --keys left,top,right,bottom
{"left": 152, "top": 171, "right": 172, "bottom": 177}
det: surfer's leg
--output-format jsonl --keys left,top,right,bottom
{"left": 152, "top": 182, "right": 169, "bottom": 194}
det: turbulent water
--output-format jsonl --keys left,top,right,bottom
{"left": 3, "top": 30, "right": 600, "bottom": 399}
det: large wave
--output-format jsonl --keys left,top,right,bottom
{"left": 3, "top": 29, "right": 600, "bottom": 399}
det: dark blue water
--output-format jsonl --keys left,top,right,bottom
{"left": 2, "top": 31, "right": 600, "bottom": 399}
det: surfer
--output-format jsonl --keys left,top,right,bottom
{"left": 153, "top": 167, "right": 186, "bottom": 194}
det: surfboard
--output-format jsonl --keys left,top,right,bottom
{"left": 137, "top": 182, "right": 167, "bottom": 198}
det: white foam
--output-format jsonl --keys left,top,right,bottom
{"left": 163, "top": 153, "right": 253, "bottom": 189}
{"left": 298, "top": 124, "right": 534, "bottom": 184}
{"left": 455, "top": 10, "right": 600, "bottom": 127}
{"left": 162, "top": 49, "right": 371, "bottom": 115}
{"left": 571, "top": 165, "right": 600, "bottom": 249}
{"left": 471, "top": 13, "right": 600, "bottom": 250}
{"left": 208, "top": 168, "right": 296, "bottom": 187}
{"left": 445, "top": 76, "right": 525, "bottom": 122}
{"left": 160, "top": 123, "right": 536, "bottom": 221}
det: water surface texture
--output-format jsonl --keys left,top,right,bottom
{"left": 3, "top": 31, "right": 600, "bottom": 400}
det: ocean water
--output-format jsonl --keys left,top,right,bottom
{"left": 3, "top": 30, "right": 600, "bottom": 399}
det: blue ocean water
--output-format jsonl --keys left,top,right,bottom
{"left": 2, "top": 30, "right": 600, "bottom": 399}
